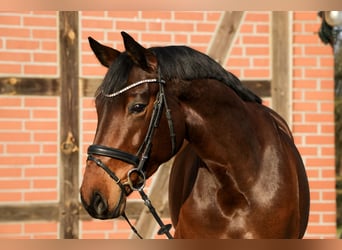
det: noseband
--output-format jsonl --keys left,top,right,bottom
{"left": 86, "top": 71, "right": 175, "bottom": 239}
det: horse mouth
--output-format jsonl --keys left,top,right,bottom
{"left": 81, "top": 193, "right": 126, "bottom": 220}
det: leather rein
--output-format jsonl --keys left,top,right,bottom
{"left": 86, "top": 72, "right": 175, "bottom": 239}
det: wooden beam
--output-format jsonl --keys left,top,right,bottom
{"left": 241, "top": 80, "right": 270, "bottom": 98}
{"left": 0, "top": 77, "right": 59, "bottom": 96}
{"left": 81, "top": 78, "right": 270, "bottom": 98}
{"left": 0, "top": 204, "right": 60, "bottom": 222}
{"left": 81, "top": 78, "right": 100, "bottom": 97}
{"left": 207, "top": 11, "right": 245, "bottom": 65}
{"left": 0, "top": 200, "right": 169, "bottom": 222}
{"left": 59, "top": 11, "right": 80, "bottom": 239}
{"left": 271, "top": 12, "right": 292, "bottom": 123}
{"left": 0, "top": 77, "right": 270, "bottom": 101}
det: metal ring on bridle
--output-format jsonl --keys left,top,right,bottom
{"left": 127, "top": 168, "right": 146, "bottom": 191}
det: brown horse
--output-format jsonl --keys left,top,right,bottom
{"left": 80, "top": 31, "right": 310, "bottom": 238}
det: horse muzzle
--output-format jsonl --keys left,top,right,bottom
{"left": 80, "top": 155, "right": 129, "bottom": 220}
{"left": 81, "top": 189, "right": 126, "bottom": 219}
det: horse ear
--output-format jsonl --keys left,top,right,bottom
{"left": 88, "top": 37, "right": 120, "bottom": 68}
{"left": 121, "top": 31, "right": 157, "bottom": 72}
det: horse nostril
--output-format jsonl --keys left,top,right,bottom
{"left": 92, "top": 192, "right": 108, "bottom": 216}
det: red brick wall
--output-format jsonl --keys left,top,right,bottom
{"left": 226, "top": 12, "right": 271, "bottom": 79}
{"left": 0, "top": 96, "right": 59, "bottom": 201}
{"left": 0, "top": 11, "right": 59, "bottom": 239}
{"left": 292, "top": 11, "right": 336, "bottom": 239}
{"left": 0, "top": 11, "right": 336, "bottom": 239}
{"left": 0, "top": 96, "right": 59, "bottom": 238}
{"left": 0, "top": 11, "right": 58, "bottom": 76}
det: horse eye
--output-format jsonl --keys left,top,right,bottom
{"left": 129, "top": 103, "right": 147, "bottom": 114}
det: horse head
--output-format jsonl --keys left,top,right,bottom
{"left": 80, "top": 32, "right": 185, "bottom": 219}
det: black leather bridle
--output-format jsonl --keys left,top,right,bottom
{"left": 86, "top": 71, "right": 175, "bottom": 239}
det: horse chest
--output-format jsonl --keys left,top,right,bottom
{"left": 174, "top": 167, "right": 255, "bottom": 238}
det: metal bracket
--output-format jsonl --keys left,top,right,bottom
{"left": 61, "top": 131, "right": 79, "bottom": 155}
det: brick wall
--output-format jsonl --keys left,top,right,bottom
{"left": 0, "top": 11, "right": 337, "bottom": 239}
{"left": 0, "top": 95, "right": 60, "bottom": 238}
{"left": 0, "top": 11, "right": 58, "bottom": 76}
{"left": 225, "top": 12, "right": 271, "bottom": 79}
{"left": 292, "top": 11, "right": 336, "bottom": 238}
{"left": 80, "top": 11, "right": 222, "bottom": 77}
{"left": 0, "top": 11, "right": 59, "bottom": 238}
{"left": 0, "top": 96, "right": 59, "bottom": 203}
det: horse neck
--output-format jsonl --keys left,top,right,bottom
{"left": 170, "top": 79, "right": 260, "bottom": 181}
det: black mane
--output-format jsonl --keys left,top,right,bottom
{"left": 98, "top": 45, "right": 262, "bottom": 104}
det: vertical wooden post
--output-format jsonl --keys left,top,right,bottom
{"left": 59, "top": 11, "right": 80, "bottom": 239}
{"left": 271, "top": 12, "right": 292, "bottom": 124}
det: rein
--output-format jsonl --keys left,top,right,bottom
{"left": 86, "top": 72, "right": 175, "bottom": 239}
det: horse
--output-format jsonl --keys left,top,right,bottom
{"left": 80, "top": 31, "right": 310, "bottom": 239}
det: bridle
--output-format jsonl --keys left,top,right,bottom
{"left": 86, "top": 69, "right": 175, "bottom": 239}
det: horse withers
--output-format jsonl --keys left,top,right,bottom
{"left": 80, "top": 31, "right": 310, "bottom": 238}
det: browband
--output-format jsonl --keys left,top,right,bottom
{"left": 102, "top": 78, "right": 166, "bottom": 98}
